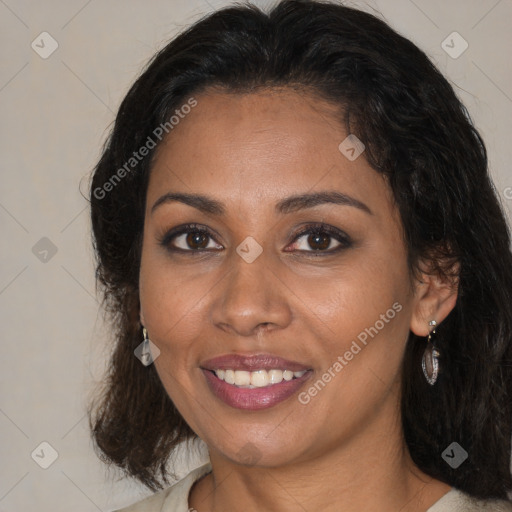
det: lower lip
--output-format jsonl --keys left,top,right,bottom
{"left": 202, "top": 369, "right": 312, "bottom": 410}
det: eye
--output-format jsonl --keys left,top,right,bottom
{"left": 159, "top": 222, "right": 352, "bottom": 255}
{"left": 286, "top": 223, "right": 352, "bottom": 254}
{"left": 159, "top": 223, "right": 223, "bottom": 253}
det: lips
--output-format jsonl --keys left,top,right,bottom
{"left": 200, "top": 353, "right": 312, "bottom": 410}
{"left": 201, "top": 353, "right": 311, "bottom": 372}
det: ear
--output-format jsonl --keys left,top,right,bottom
{"left": 139, "top": 307, "right": 145, "bottom": 327}
{"left": 410, "top": 259, "right": 459, "bottom": 337}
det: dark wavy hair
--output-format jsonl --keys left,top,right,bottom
{"left": 88, "top": 0, "right": 512, "bottom": 499}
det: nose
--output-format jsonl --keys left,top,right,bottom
{"left": 210, "top": 250, "right": 292, "bottom": 338}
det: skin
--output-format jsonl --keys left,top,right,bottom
{"left": 139, "top": 88, "right": 458, "bottom": 512}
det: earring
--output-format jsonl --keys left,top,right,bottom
{"left": 135, "top": 326, "right": 161, "bottom": 366}
{"left": 422, "top": 320, "right": 440, "bottom": 385}
{"left": 140, "top": 327, "right": 153, "bottom": 366}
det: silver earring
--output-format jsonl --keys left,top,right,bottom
{"left": 141, "top": 327, "right": 153, "bottom": 366}
{"left": 134, "top": 327, "right": 160, "bottom": 366}
{"left": 422, "top": 320, "right": 440, "bottom": 385}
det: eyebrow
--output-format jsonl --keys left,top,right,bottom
{"left": 151, "top": 190, "right": 373, "bottom": 216}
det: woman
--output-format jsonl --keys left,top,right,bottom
{"left": 89, "top": 1, "right": 512, "bottom": 510}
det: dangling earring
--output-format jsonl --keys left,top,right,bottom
{"left": 141, "top": 327, "right": 152, "bottom": 366}
{"left": 422, "top": 320, "right": 440, "bottom": 385}
{"left": 137, "top": 327, "right": 161, "bottom": 365}
{"left": 135, "top": 326, "right": 161, "bottom": 366}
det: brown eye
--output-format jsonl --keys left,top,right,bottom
{"left": 185, "top": 231, "right": 210, "bottom": 249}
{"left": 306, "top": 232, "right": 331, "bottom": 251}
{"left": 160, "top": 223, "right": 223, "bottom": 252}
{"left": 288, "top": 224, "right": 352, "bottom": 254}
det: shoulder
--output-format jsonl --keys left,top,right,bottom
{"left": 428, "top": 489, "right": 512, "bottom": 512}
{"left": 113, "top": 462, "right": 212, "bottom": 512}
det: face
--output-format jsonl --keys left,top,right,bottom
{"left": 139, "top": 88, "right": 421, "bottom": 468}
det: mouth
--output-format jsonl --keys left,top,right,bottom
{"left": 200, "top": 353, "right": 313, "bottom": 410}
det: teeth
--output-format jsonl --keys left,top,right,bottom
{"left": 234, "top": 370, "right": 251, "bottom": 386}
{"left": 251, "top": 370, "right": 268, "bottom": 387}
{"left": 283, "top": 370, "right": 294, "bottom": 381}
{"left": 214, "top": 368, "right": 307, "bottom": 387}
{"left": 225, "top": 370, "right": 235, "bottom": 385}
{"left": 268, "top": 369, "right": 283, "bottom": 384}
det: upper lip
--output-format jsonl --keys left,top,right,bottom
{"left": 201, "top": 353, "right": 311, "bottom": 372}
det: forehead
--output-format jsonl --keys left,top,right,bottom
{"left": 147, "top": 88, "right": 392, "bottom": 218}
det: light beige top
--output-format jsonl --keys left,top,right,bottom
{"left": 114, "top": 462, "right": 512, "bottom": 512}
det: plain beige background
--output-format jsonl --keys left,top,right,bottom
{"left": 1, "top": 0, "right": 511, "bottom": 510}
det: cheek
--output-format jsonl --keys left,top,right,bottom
{"left": 139, "top": 262, "right": 203, "bottom": 414}
{"left": 298, "top": 254, "right": 406, "bottom": 330}
{"left": 295, "top": 244, "right": 411, "bottom": 378}
{"left": 139, "top": 249, "right": 203, "bottom": 359}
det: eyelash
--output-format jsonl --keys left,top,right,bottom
{"left": 158, "top": 222, "right": 353, "bottom": 256}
